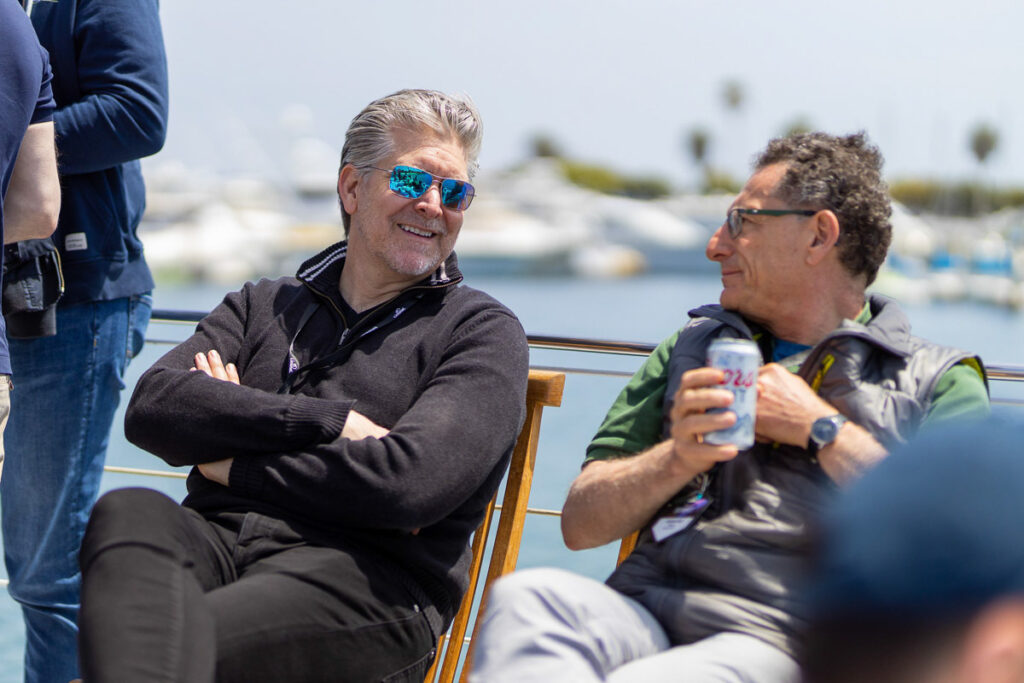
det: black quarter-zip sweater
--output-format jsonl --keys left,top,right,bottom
{"left": 124, "top": 242, "right": 529, "bottom": 636}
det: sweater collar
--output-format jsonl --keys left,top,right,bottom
{"left": 295, "top": 240, "right": 464, "bottom": 299}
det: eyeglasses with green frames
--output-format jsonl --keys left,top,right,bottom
{"left": 726, "top": 208, "right": 818, "bottom": 239}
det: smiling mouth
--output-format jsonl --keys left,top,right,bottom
{"left": 399, "top": 224, "right": 436, "bottom": 238}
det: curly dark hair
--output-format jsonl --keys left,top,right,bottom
{"left": 754, "top": 132, "right": 892, "bottom": 286}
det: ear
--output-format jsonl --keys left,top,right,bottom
{"left": 957, "top": 599, "right": 1024, "bottom": 683}
{"left": 806, "top": 209, "right": 841, "bottom": 266}
{"left": 338, "top": 164, "right": 361, "bottom": 217}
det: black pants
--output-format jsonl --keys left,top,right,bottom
{"left": 78, "top": 488, "right": 436, "bottom": 682}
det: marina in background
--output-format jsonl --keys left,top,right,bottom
{"left": 1, "top": 273, "right": 1023, "bottom": 681}
{"left": 139, "top": 155, "right": 1024, "bottom": 309}
{"left": 6, "top": 1, "right": 1024, "bottom": 677}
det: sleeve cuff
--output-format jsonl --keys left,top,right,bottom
{"left": 228, "top": 396, "right": 354, "bottom": 499}
{"left": 283, "top": 395, "right": 354, "bottom": 444}
{"left": 228, "top": 455, "right": 264, "bottom": 498}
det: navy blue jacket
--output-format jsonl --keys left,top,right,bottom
{"left": 0, "top": 0, "right": 55, "bottom": 371}
{"left": 29, "top": 0, "right": 168, "bottom": 305}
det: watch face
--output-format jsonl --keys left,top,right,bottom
{"left": 811, "top": 421, "right": 835, "bottom": 444}
{"left": 812, "top": 415, "right": 842, "bottom": 445}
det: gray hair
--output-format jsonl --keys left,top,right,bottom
{"left": 338, "top": 89, "right": 483, "bottom": 233}
{"left": 754, "top": 131, "right": 892, "bottom": 286}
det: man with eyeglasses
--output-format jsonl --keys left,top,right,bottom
{"left": 470, "top": 132, "right": 989, "bottom": 683}
{"left": 75, "top": 89, "right": 529, "bottom": 683}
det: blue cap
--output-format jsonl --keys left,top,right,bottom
{"left": 808, "top": 413, "right": 1024, "bottom": 617}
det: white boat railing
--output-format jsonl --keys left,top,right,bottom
{"left": 144, "top": 310, "right": 1024, "bottom": 385}
{"left": 105, "top": 308, "right": 1024, "bottom": 488}
{"left": 0, "top": 310, "right": 1020, "bottom": 592}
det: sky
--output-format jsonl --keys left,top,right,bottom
{"left": 155, "top": 0, "right": 1024, "bottom": 190}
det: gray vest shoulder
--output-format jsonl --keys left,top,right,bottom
{"left": 802, "top": 297, "right": 980, "bottom": 448}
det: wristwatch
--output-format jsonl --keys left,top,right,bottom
{"left": 808, "top": 414, "right": 848, "bottom": 457}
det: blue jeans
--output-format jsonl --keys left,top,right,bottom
{"left": 0, "top": 294, "right": 151, "bottom": 683}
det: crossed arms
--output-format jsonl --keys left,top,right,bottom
{"left": 125, "top": 281, "right": 530, "bottom": 532}
{"left": 189, "top": 349, "right": 389, "bottom": 485}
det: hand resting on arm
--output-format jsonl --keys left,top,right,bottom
{"left": 190, "top": 350, "right": 388, "bottom": 486}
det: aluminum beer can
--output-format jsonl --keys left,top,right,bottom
{"left": 704, "top": 338, "right": 760, "bottom": 448}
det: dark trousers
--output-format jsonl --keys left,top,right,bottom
{"left": 78, "top": 488, "right": 436, "bottom": 682}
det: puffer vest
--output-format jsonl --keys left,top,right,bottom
{"left": 606, "top": 294, "right": 985, "bottom": 657}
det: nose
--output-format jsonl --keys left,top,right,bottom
{"left": 706, "top": 222, "right": 732, "bottom": 262}
{"left": 414, "top": 184, "right": 445, "bottom": 218}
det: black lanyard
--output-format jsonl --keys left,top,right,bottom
{"left": 278, "top": 302, "right": 320, "bottom": 393}
{"left": 277, "top": 292, "right": 424, "bottom": 394}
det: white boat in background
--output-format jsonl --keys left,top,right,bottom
{"left": 140, "top": 161, "right": 338, "bottom": 284}
{"left": 450, "top": 196, "right": 583, "bottom": 276}
{"left": 288, "top": 136, "right": 340, "bottom": 199}
{"left": 592, "top": 194, "right": 708, "bottom": 273}
{"left": 464, "top": 159, "right": 709, "bottom": 277}
{"left": 141, "top": 157, "right": 711, "bottom": 281}
{"left": 927, "top": 249, "right": 969, "bottom": 302}
{"left": 966, "top": 232, "right": 1018, "bottom": 308}
{"left": 139, "top": 155, "right": 1024, "bottom": 303}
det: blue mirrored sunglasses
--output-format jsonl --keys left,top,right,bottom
{"left": 365, "top": 165, "right": 475, "bottom": 211}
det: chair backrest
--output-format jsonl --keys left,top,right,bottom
{"left": 425, "top": 369, "right": 565, "bottom": 683}
{"left": 616, "top": 530, "right": 639, "bottom": 566}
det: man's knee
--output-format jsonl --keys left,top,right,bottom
{"left": 485, "top": 567, "right": 601, "bottom": 626}
{"left": 489, "top": 568, "right": 577, "bottom": 604}
{"left": 81, "top": 488, "right": 182, "bottom": 569}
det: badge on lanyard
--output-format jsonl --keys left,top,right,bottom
{"left": 651, "top": 493, "right": 711, "bottom": 543}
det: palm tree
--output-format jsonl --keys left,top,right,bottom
{"left": 530, "top": 133, "right": 562, "bottom": 159}
{"left": 719, "top": 80, "right": 746, "bottom": 181}
{"left": 969, "top": 123, "right": 998, "bottom": 166}
{"left": 721, "top": 80, "right": 745, "bottom": 113}
{"left": 684, "top": 127, "right": 711, "bottom": 193}
{"left": 968, "top": 123, "right": 999, "bottom": 214}
{"left": 782, "top": 117, "right": 813, "bottom": 138}
{"left": 687, "top": 127, "right": 710, "bottom": 166}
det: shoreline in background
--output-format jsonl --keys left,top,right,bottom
{"left": 0, "top": 274, "right": 1022, "bottom": 681}
{"left": 141, "top": 158, "right": 1024, "bottom": 309}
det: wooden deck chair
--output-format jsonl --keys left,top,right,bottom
{"left": 424, "top": 369, "right": 565, "bottom": 683}
{"left": 616, "top": 530, "right": 639, "bottom": 566}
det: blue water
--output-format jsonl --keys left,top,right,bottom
{"left": 0, "top": 272, "right": 1022, "bottom": 680}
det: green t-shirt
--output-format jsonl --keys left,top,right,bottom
{"left": 585, "top": 310, "right": 989, "bottom": 463}
{"left": 586, "top": 330, "right": 682, "bottom": 463}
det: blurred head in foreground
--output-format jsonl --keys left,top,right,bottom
{"left": 801, "top": 415, "right": 1024, "bottom": 683}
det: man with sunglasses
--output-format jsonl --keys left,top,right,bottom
{"left": 470, "top": 132, "right": 989, "bottom": 683}
{"left": 74, "top": 89, "right": 529, "bottom": 683}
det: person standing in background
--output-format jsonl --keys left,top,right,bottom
{"left": 0, "top": 0, "right": 61, "bottom": 477}
{"left": 0, "top": 0, "right": 168, "bottom": 681}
